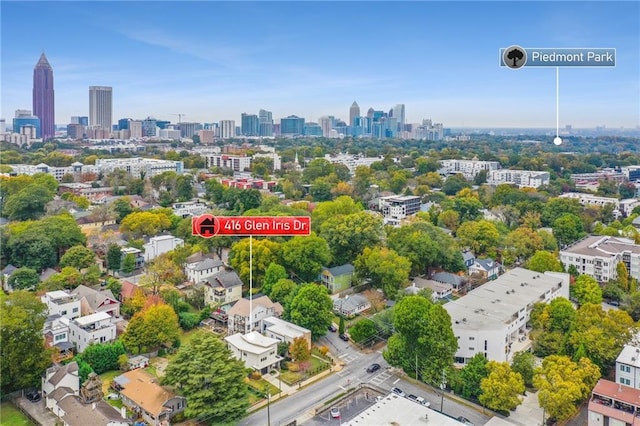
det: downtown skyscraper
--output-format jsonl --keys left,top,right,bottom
{"left": 89, "top": 86, "right": 113, "bottom": 130}
{"left": 32, "top": 52, "right": 55, "bottom": 140}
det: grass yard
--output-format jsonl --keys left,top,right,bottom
{"left": 0, "top": 401, "right": 34, "bottom": 426}
{"left": 245, "top": 377, "right": 280, "bottom": 396}
{"left": 280, "top": 370, "right": 304, "bottom": 385}
{"left": 99, "top": 370, "right": 121, "bottom": 396}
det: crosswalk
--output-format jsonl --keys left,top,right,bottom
{"left": 338, "top": 352, "right": 361, "bottom": 364}
{"left": 369, "top": 370, "right": 393, "bottom": 386}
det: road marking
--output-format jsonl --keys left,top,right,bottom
{"left": 377, "top": 350, "right": 383, "bottom": 354}
{"left": 338, "top": 353, "right": 350, "bottom": 359}
{"left": 393, "top": 378, "right": 400, "bottom": 385}
{"left": 339, "top": 386, "right": 346, "bottom": 391}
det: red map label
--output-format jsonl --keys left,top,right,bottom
{"left": 192, "top": 215, "right": 311, "bottom": 237}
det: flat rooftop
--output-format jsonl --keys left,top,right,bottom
{"left": 444, "top": 268, "right": 568, "bottom": 331}
{"left": 344, "top": 393, "right": 461, "bottom": 425}
{"left": 561, "top": 235, "right": 640, "bottom": 257}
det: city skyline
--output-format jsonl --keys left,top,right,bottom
{"left": 1, "top": 1, "right": 638, "bottom": 128}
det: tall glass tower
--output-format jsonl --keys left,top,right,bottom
{"left": 32, "top": 52, "right": 55, "bottom": 140}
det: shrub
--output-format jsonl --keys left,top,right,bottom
{"left": 318, "top": 346, "right": 329, "bottom": 356}
{"left": 299, "top": 360, "right": 312, "bottom": 372}
{"left": 287, "top": 362, "right": 300, "bottom": 372}
{"left": 250, "top": 371, "right": 262, "bottom": 380}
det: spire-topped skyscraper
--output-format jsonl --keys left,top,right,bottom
{"left": 32, "top": 52, "right": 55, "bottom": 140}
{"left": 349, "top": 101, "right": 360, "bottom": 126}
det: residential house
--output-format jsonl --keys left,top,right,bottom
{"left": 318, "top": 264, "right": 355, "bottom": 294}
{"left": 71, "top": 285, "right": 120, "bottom": 317}
{"left": 615, "top": 345, "right": 640, "bottom": 389}
{"left": 75, "top": 215, "right": 117, "bottom": 234}
{"left": 444, "top": 268, "right": 570, "bottom": 364}
{"left": 227, "top": 295, "right": 283, "bottom": 334}
{"left": 203, "top": 269, "right": 243, "bottom": 308}
{"left": 333, "top": 294, "right": 371, "bottom": 317}
{"left": 50, "top": 393, "right": 129, "bottom": 426}
{"left": 142, "top": 235, "right": 184, "bottom": 263}
{"left": 225, "top": 331, "right": 282, "bottom": 374}
{"left": 127, "top": 355, "right": 149, "bottom": 370}
{"left": 68, "top": 311, "right": 117, "bottom": 352}
{"left": 119, "top": 280, "right": 140, "bottom": 302}
{"left": 261, "top": 316, "right": 312, "bottom": 350}
{"left": 184, "top": 254, "right": 224, "bottom": 283}
{"left": 43, "top": 315, "right": 74, "bottom": 361}
{"left": 1, "top": 264, "right": 17, "bottom": 291}
{"left": 469, "top": 258, "right": 502, "bottom": 281}
{"left": 432, "top": 271, "right": 467, "bottom": 292}
{"left": 588, "top": 379, "right": 640, "bottom": 426}
{"left": 407, "top": 277, "right": 453, "bottom": 300}
{"left": 120, "top": 247, "right": 144, "bottom": 270}
{"left": 42, "top": 291, "right": 82, "bottom": 320}
{"left": 113, "top": 369, "right": 186, "bottom": 426}
{"left": 560, "top": 235, "right": 640, "bottom": 283}
{"left": 461, "top": 251, "right": 476, "bottom": 270}
{"left": 40, "top": 268, "right": 58, "bottom": 282}
{"left": 43, "top": 362, "right": 80, "bottom": 401}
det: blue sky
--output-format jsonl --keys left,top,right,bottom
{"left": 2, "top": 1, "right": 638, "bottom": 128}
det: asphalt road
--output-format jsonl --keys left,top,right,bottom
{"left": 240, "top": 331, "right": 491, "bottom": 426}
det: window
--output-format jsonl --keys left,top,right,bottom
{"left": 469, "top": 347, "right": 475, "bottom": 351}
{"left": 469, "top": 337, "right": 475, "bottom": 341}
{"left": 61, "top": 310, "right": 67, "bottom": 315}
{"left": 72, "top": 307, "right": 79, "bottom": 313}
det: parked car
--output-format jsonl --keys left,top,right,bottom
{"left": 391, "top": 387, "right": 406, "bottom": 397}
{"left": 407, "top": 394, "right": 418, "bottom": 402}
{"left": 339, "top": 333, "right": 349, "bottom": 341}
{"left": 416, "top": 396, "right": 430, "bottom": 407}
{"left": 609, "top": 300, "right": 621, "bottom": 307}
{"left": 328, "top": 324, "right": 337, "bottom": 332}
{"left": 26, "top": 390, "right": 41, "bottom": 403}
{"left": 366, "top": 363, "right": 381, "bottom": 373}
{"left": 457, "top": 416, "right": 475, "bottom": 426}
{"left": 330, "top": 407, "right": 340, "bottom": 418}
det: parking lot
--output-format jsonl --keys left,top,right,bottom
{"left": 304, "top": 387, "right": 385, "bottom": 425}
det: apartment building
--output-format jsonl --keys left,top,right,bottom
{"left": 439, "top": 159, "right": 500, "bottom": 180}
{"left": 487, "top": 169, "right": 550, "bottom": 188}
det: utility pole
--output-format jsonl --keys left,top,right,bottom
{"left": 265, "top": 386, "right": 271, "bottom": 426}
{"left": 440, "top": 368, "right": 447, "bottom": 413}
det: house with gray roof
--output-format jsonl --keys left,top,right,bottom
{"left": 51, "top": 394, "right": 130, "bottom": 426}
{"left": 432, "top": 271, "right": 467, "bottom": 291}
{"left": 333, "top": 294, "right": 371, "bottom": 317}
{"left": 185, "top": 254, "right": 224, "bottom": 283}
{"left": 469, "top": 258, "right": 502, "bottom": 280}
{"left": 407, "top": 277, "right": 453, "bottom": 300}
{"left": 203, "top": 268, "right": 243, "bottom": 308}
{"left": 319, "top": 264, "right": 355, "bottom": 294}
{"left": 71, "top": 285, "right": 120, "bottom": 317}
{"left": 43, "top": 362, "right": 79, "bottom": 400}
{"left": 461, "top": 251, "right": 476, "bottom": 270}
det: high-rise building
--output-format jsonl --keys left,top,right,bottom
{"left": 32, "top": 53, "right": 55, "bottom": 140}
{"left": 258, "top": 109, "right": 273, "bottom": 137}
{"left": 89, "top": 86, "right": 113, "bottom": 131}
{"left": 71, "top": 116, "right": 88, "bottom": 126}
{"left": 220, "top": 120, "right": 236, "bottom": 139}
{"left": 241, "top": 113, "right": 259, "bottom": 136}
{"left": 118, "top": 118, "right": 131, "bottom": 130}
{"left": 13, "top": 109, "right": 41, "bottom": 137}
{"left": 129, "top": 121, "right": 143, "bottom": 139}
{"left": 179, "top": 122, "right": 200, "bottom": 138}
{"left": 349, "top": 101, "right": 360, "bottom": 127}
{"left": 280, "top": 116, "right": 305, "bottom": 136}
{"left": 394, "top": 104, "right": 405, "bottom": 134}
{"left": 318, "top": 116, "right": 333, "bottom": 137}
{"left": 142, "top": 117, "right": 158, "bottom": 137}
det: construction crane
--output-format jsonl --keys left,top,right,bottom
{"left": 170, "top": 113, "right": 186, "bottom": 124}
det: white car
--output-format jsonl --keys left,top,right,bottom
{"left": 416, "top": 396, "right": 431, "bottom": 407}
{"left": 330, "top": 407, "right": 340, "bottom": 418}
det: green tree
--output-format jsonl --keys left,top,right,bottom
{"left": 122, "top": 253, "right": 136, "bottom": 274}
{"left": 459, "top": 353, "right": 488, "bottom": 399}
{"left": 262, "top": 263, "right": 287, "bottom": 296}
{"left": 572, "top": 275, "right": 603, "bottom": 306}
{"left": 270, "top": 279, "right": 297, "bottom": 305}
{"left": 289, "top": 336, "right": 311, "bottom": 361}
{"left": 349, "top": 319, "right": 378, "bottom": 344}
{"left": 106, "top": 244, "right": 122, "bottom": 273}
{"left": 229, "top": 238, "right": 281, "bottom": 287}
{"left": 355, "top": 247, "right": 410, "bottom": 299}
{"left": 162, "top": 331, "right": 249, "bottom": 424}
{"left": 3, "top": 184, "right": 54, "bottom": 221}
{"left": 280, "top": 234, "right": 331, "bottom": 282}
{"left": 6, "top": 228, "right": 57, "bottom": 271}
{"left": 120, "top": 211, "right": 172, "bottom": 238}
{"left": 78, "top": 340, "right": 126, "bottom": 374}
{"left": 111, "top": 198, "right": 133, "bottom": 223}
{"left": 503, "top": 227, "right": 544, "bottom": 264}
{"left": 541, "top": 198, "right": 583, "bottom": 227}
{"left": 442, "top": 174, "right": 470, "bottom": 196}
{"left": 553, "top": 213, "right": 585, "bottom": 247}
{"left": 526, "top": 251, "right": 563, "bottom": 273}
{"left": 60, "top": 245, "right": 96, "bottom": 269}
{"left": 338, "top": 316, "right": 345, "bottom": 335}
{"left": 534, "top": 355, "right": 600, "bottom": 421}
{"left": 319, "top": 211, "right": 383, "bottom": 265}
{"left": 437, "top": 209, "right": 460, "bottom": 232}
{"left": 1, "top": 291, "right": 52, "bottom": 393}
{"left": 311, "top": 196, "right": 362, "bottom": 232}
{"left": 7, "top": 267, "right": 40, "bottom": 290}
{"left": 479, "top": 361, "right": 525, "bottom": 412}
{"left": 616, "top": 262, "right": 630, "bottom": 291}
{"left": 511, "top": 351, "right": 536, "bottom": 388}
{"left": 456, "top": 220, "right": 501, "bottom": 256}
{"left": 286, "top": 284, "right": 333, "bottom": 340}
{"left": 383, "top": 296, "right": 457, "bottom": 385}
{"left": 122, "top": 303, "right": 180, "bottom": 353}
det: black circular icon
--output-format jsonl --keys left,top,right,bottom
{"left": 503, "top": 45, "right": 527, "bottom": 69}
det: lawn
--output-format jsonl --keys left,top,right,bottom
{"left": 245, "top": 377, "right": 280, "bottom": 396}
{"left": 280, "top": 370, "right": 304, "bottom": 385}
{"left": 0, "top": 401, "right": 34, "bottom": 426}
{"left": 99, "top": 370, "right": 122, "bottom": 396}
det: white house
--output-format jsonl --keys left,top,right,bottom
{"left": 172, "top": 201, "right": 208, "bottom": 218}
{"left": 43, "top": 362, "right": 80, "bottom": 401}
{"left": 68, "top": 312, "right": 117, "bottom": 352}
{"left": 444, "top": 268, "right": 570, "bottom": 364}
{"left": 469, "top": 258, "right": 502, "bottom": 281}
{"left": 227, "top": 295, "right": 283, "bottom": 335}
{"left": 407, "top": 277, "right": 453, "bottom": 300}
{"left": 560, "top": 235, "right": 640, "bottom": 283}
{"left": 71, "top": 285, "right": 120, "bottom": 317}
{"left": 225, "top": 331, "right": 282, "bottom": 374}
{"left": 143, "top": 235, "right": 184, "bottom": 262}
{"left": 185, "top": 257, "right": 225, "bottom": 283}
{"left": 333, "top": 294, "right": 371, "bottom": 317}
{"left": 42, "top": 291, "right": 81, "bottom": 320}
{"left": 261, "top": 316, "right": 312, "bottom": 350}
{"left": 615, "top": 345, "right": 640, "bottom": 388}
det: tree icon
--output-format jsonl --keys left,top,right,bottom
{"left": 507, "top": 48, "right": 524, "bottom": 67}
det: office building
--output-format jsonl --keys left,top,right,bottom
{"left": 33, "top": 53, "right": 55, "bottom": 140}
{"left": 318, "top": 116, "right": 333, "bottom": 137}
{"left": 393, "top": 103, "right": 405, "bottom": 133}
{"left": 379, "top": 195, "right": 421, "bottom": 226}
{"left": 258, "top": 109, "right": 273, "bottom": 137}
{"left": 203, "top": 153, "right": 251, "bottom": 171}
{"left": 487, "top": 169, "right": 551, "bottom": 188}
{"left": 280, "top": 115, "right": 304, "bottom": 136}
{"left": 303, "top": 122, "right": 322, "bottom": 136}
{"left": 141, "top": 117, "right": 157, "bottom": 137}
{"left": 129, "top": 120, "right": 143, "bottom": 139}
{"left": 241, "top": 113, "right": 259, "bottom": 136}
{"left": 445, "top": 268, "right": 570, "bottom": 364}
{"left": 117, "top": 118, "right": 131, "bottom": 130}
{"left": 89, "top": 86, "right": 113, "bottom": 131}
{"left": 349, "top": 101, "right": 360, "bottom": 126}
{"left": 220, "top": 120, "right": 236, "bottom": 139}
{"left": 179, "top": 122, "right": 200, "bottom": 138}
{"left": 66, "top": 124, "right": 84, "bottom": 139}
{"left": 70, "top": 116, "right": 88, "bottom": 126}
{"left": 13, "top": 109, "right": 41, "bottom": 138}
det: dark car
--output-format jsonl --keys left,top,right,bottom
{"left": 366, "top": 363, "right": 381, "bottom": 373}
{"left": 339, "top": 333, "right": 349, "bottom": 341}
{"left": 457, "top": 416, "right": 475, "bottom": 426}
{"left": 26, "top": 390, "right": 41, "bottom": 403}
{"left": 328, "top": 324, "right": 337, "bottom": 332}
{"left": 407, "top": 394, "right": 418, "bottom": 402}
{"left": 609, "top": 300, "right": 620, "bottom": 307}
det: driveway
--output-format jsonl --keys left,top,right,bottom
{"left": 13, "top": 396, "right": 58, "bottom": 425}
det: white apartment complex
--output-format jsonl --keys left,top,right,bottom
{"left": 439, "top": 159, "right": 500, "bottom": 180}
{"left": 616, "top": 345, "right": 640, "bottom": 388}
{"left": 487, "top": 169, "right": 550, "bottom": 188}
{"left": 444, "top": 268, "right": 570, "bottom": 364}
{"left": 559, "top": 193, "right": 639, "bottom": 217}
{"left": 323, "top": 153, "right": 386, "bottom": 174}
{"left": 68, "top": 311, "right": 117, "bottom": 352}
{"left": 143, "top": 235, "right": 184, "bottom": 262}
{"left": 379, "top": 195, "right": 421, "bottom": 226}
{"left": 560, "top": 235, "right": 640, "bottom": 282}
{"left": 9, "top": 157, "right": 184, "bottom": 181}
{"left": 204, "top": 154, "right": 251, "bottom": 171}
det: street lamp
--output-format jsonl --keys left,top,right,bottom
{"left": 264, "top": 385, "right": 271, "bottom": 426}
